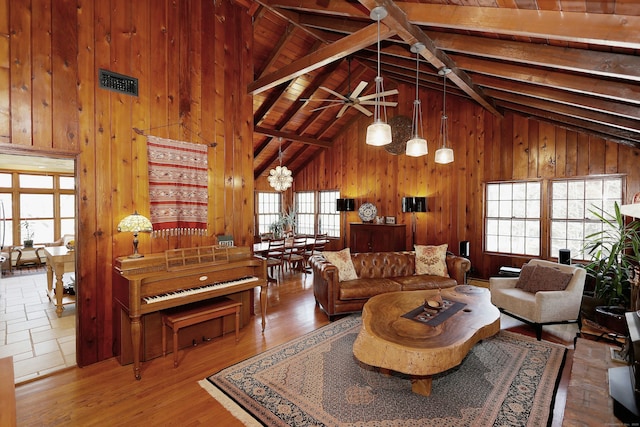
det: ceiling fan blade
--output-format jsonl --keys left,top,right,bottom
{"left": 349, "top": 81, "right": 368, "bottom": 99}
{"left": 301, "top": 98, "right": 345, "bottom": 103}
{"left": 318, "top": 86, "right": 348, "bottom": 101}
{"left": 310, "top": 104, "right": 342, "bottom": 112}
{"left": 358, "top": 89, "right": 399, "bottom": 101}
{"left": 353, "top": 104, "right": 373, "bottom": 117}
{"left": 360, "top": 101, "right": 398, "bottom": 107}
{"left": 336, "top": 105, "right": 349, "bottom": 118}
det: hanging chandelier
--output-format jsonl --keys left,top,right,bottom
{"left": 406, "top": 42, "right": 428, "bottom": 157}
{"left": 365, "top": 6, "right": 392, "bottom": 147}
{"left": 268, "top": 138, "right": 293, "bottom": 191}
{"left": 434, "top": 67, "right": 454, "bottom": 164}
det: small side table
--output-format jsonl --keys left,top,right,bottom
{"left": 14, "top": 245, "right": 45, "bottom": 268}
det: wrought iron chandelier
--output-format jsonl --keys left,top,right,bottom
{"left": 268, "top": 138, "right": 293, "bottom": 191}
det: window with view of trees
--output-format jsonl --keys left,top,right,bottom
{"left": 292, "top": 190, "right": 340, "bottom": 238}
{"left": 550, "top": 176, "right": 623, "bottom": 260}
{"left": 485, "top": 181, "right": 542, "bottom": 256}
{"left": 484, "top": 175, "right": 625, "bottom": 260}
{"left": 255, "top": 192, "right": 282, "bottom": 235}
{"left": 0, "top": 171, "right": 75, "bottom": 246}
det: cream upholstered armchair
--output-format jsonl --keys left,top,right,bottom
{"left": 489, "top": 259, "right": 587, "bottom": 340}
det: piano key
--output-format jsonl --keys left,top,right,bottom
{"left": 142, "top": 276, "right": 260, "bottom": 304}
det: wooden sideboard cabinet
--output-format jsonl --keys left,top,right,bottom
{"left": 349, "top": 223, "right": 406, "bottom": 253}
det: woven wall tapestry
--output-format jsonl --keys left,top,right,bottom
{"left": 147, "top": 135, "right": 208, "bottom": 237}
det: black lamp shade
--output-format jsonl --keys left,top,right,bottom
{"left": 336, "top": 198, "right": 355, "bottom": 212}
{"left": 402, "top": 197, "right": 427, "bottom": 213}
{"left": 413, "top": 197, "right": 427, "bottom": 212}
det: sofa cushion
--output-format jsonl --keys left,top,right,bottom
{"left": 515, "top": 263, "right": 537, "bottom": 290}
{"left": 393, "top": 274, "right": 457, "bottom": 290}
{"left": 321, "top": 248, "right": 358, "bottom": 281}
{"left": 414, "top": 244, "right": 449, "bottom": 277}
{"left": 521, "top": 265, "right": 573, "bottom": 293}
{"left": 339, "top": 278, "right": 402, "bottom": 300}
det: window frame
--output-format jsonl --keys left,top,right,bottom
{"left": 292, "top": 189, "right": 340, "bottom": 238}
{"left": 255, "top": 191, "right": 282, "bottom": 236}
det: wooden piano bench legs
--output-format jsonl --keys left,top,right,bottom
{"left": 161, "top": 297, "right": 242, "bottom": 368}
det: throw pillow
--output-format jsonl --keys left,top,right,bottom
{"left": 321, "top": 248, "right": 358, "bottom": 282}
{"left": 515, "top": 263, "right": 537, "bottom": 290}
{"left": 414, "top": 244, "right": 449, "bottom": 277}
{"left": 522, "top": 265, "right": 573, "bottom": 293}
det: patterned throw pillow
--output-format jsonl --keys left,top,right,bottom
{"left": 521, "top": 265, "right": 573, "bottom": 293}
{"left": 321, "top": 248, "right": 358, "bottom": 282}
{"left": 515, "top": 263, "right": 537, "bottom": 289}
{"left": 414, "top": 244, "right": 449, "bottom": 277}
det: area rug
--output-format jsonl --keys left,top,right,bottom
{"left": 200, "top": 315, "right": 566, "bottom": 426}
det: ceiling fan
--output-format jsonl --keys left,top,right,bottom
{"left": 303, "top": 59, "right": 398, "bottom": 118}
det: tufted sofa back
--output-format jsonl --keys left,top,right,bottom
{"left": 350, "top": 251, "right": 416, "bottom": 279}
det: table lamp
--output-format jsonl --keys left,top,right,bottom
{"left": 117, "top": 211, "right": 153, "bottom": 258}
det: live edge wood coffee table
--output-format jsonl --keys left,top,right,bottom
{"left": 353, "top": 286, "right": 500, "bottom": 396}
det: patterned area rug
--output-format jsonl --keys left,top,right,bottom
{"left": 200, "top": 316, "right": 566, "bottom": 426}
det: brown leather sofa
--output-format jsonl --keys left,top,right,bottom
{"left": 309, "top": 251, "right": 471, "bottom": 319}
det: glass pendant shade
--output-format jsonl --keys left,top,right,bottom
{"left": 434, "top": 147, "right": 454, "bottom": 164}
{"left": 366, "top": 120, "right": 392, "bottom": 146}
{"left": 366, "top": 7, "right": 392, "bottom": 147}
{"left": 406, "top": 43, "right": 427, "bottom": 157}
{"left": 406, "top": 137, "right": 428, "bottom": 157}
{"left": 435, "top": 67, "right": 454, "bottom": 164}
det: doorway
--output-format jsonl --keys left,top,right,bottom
{"left": 0, "top": 153, "right": 77, "bottom": 383}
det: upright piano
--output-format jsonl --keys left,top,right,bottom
{"left": 113, "top": 246, "right": 267, "bottom": 379}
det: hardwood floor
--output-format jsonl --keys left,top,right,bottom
{"left": 14, "top": 272, "right": 573, "bottom": 426}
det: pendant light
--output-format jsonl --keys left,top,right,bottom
{"left": 365, "top": 6, "right": 392, "bottom": 147}
{"left": 267, "top": 138, "right": 293, "bottom": 191}
{"left": 435, "top": 67, "right": 454, "bottom": 164}
{"left": 405, "top": 43, "right": 428, "bottom": 157}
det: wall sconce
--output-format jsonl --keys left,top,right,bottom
{"left": 402, "top": 197, "right": 427, "bottom": 247}
{"left": 117, "top": 211, "right": 153, "bottom": 258}
{"left": 336, "top": 198, "right": 355, "bottom": 248}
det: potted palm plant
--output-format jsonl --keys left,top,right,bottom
{"left": 582, "top": 202, "right": 640, "bottom": 333}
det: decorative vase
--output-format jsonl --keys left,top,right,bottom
{"left": 23, "top": 239, "right": 34, "bottom": 248}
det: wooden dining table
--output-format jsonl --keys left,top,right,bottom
{"left": 252, "top": 237, "right": 316, "bottom": 256}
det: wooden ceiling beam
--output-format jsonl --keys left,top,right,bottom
{"left": 399, "top": 3, "right": 640, "bottom": 50}
{"left": 497, "top": 100, "right": 640, "bottom": 148}
{"left": 452, "top": 55, "right": 640, "bottom": 105}
{"left": 254, "top": 127, "right": 333, "bottom": 148}
{"left": 257, "top": 24, "right": 296, "bottom": 79}
{"left": 430, "top": 32, "right": 640, "bottom": 83}
{"left": 488, "top": 90, "right": 640, "bottom": 135}
{"left": 272, "top": 0, "right": 640, "bottom": 50}
{"left": 249, "top": 23, "right": 394, "bottom": 95}
{"left": 474, "top": 74, "right": 640, "bottom": 122}
{"left": 356, "top": 0, "right": 502, "bottom": 118}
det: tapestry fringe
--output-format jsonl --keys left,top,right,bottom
{"left": 151, "top": 228, "right": 208, "bottom": 238}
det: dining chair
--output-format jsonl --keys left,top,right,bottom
{"left": 286, "top": 236, "right": 307, "bottom": 274}
{"left": 263, "top": 239, "right": 286, "bottom": 284}
{"left": 303, "top": 233, "right": 327, "bottom": 271}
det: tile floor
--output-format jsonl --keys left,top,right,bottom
{"left": 0, "top": 270, "right": 76, "bottom": 384}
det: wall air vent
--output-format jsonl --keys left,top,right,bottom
{"left": 99, "top": 69, "right": 138, "bottom": 96}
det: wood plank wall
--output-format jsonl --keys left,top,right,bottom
{"left": 287, "top": 82, "right": 640, "bottom": 280}
{"left": 0, "top": 0, "right": 254, "bottom": 367}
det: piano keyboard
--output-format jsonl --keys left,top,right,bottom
{"left": 142, "top": 276, "right": 260, "bottom": 304}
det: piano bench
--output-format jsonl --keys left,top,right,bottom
{"left": 161, "top": 297, "right": 242, "bottom": 368}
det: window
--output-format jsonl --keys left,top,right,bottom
{"left": 292, "top": 190, "right": 340, "bottom": 238}
{"left": 0, "top": 170, "right": 75, "bottom": 246}
{"left": 295, "top": 192, "right": 315, "bottom": 235}
{"left": 550, "top": 176, "right": 623, "bottom": 260}
{"left": 318, "top": 190, "right": 340, "bottom": 237}
{"left": 485, "top": 181, "right": 541, "bottom": 256}
{"left": 256, "top": 192, "right": 282, "bottom": 234}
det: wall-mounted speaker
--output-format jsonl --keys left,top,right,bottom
{"left": 459, "top": 241, "right": 470, "bottom": 258}
{"left": 559, "top": 249, "right": 571, "bottom": 265}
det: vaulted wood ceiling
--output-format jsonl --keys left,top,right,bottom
{"left": 240, "top": 0, "right": 640, "bottom": 179}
